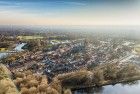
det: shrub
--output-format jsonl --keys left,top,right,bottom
{"left": 20, "top": 87, "right": 30, "bottom": 94}
{"left": 46, "top": 87, "right": 59, "bottom": 94}
{"left": 63, "top": 89, "right": 72, "bottom": 94}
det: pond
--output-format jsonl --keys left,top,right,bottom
{"left": 73, "top": 80, "right": 140, "bottom": 94}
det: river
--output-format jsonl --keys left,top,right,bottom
{"left": 73, "top": 80, "right": 140, "bottom": 94}
{"left": 0, "top": 43, "right": 26, "bottom": 59}
{"left": 14, "top": 43, "right": 26, "bottom": 51}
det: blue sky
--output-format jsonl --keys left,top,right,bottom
{"left": 0, "top": 0, "right": 140, "bottom": 25}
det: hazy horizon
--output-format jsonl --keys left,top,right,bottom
{"left": 0, "top": 25, "right": 140, "bottom": 39}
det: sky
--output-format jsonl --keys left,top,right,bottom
{"left": 0, "top": 0, "right": 140, "bottom": 25}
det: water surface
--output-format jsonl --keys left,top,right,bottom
{"left": 0, "top": 43, "right": 26, "bottom": 59}
{"left": 73, "top": 80, "right": 140, "bottom": 94}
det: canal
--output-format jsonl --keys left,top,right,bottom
{"left": 73, "top": 80, "right": 140, "bottom": 94}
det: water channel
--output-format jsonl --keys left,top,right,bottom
{"left": 0, "top": 43, "right": 26, "bottom": 59}
{"left": 73, "top": 80, "right": 140, "bottom": 94}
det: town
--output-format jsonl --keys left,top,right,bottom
{"left": 0, "top": 29, "right": 140, "bottom": 94}
{"left": 1, "top": 0, "right": 140, "bottom": 94}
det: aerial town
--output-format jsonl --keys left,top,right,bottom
{"left": 1, "top": 0, "right": 140, "bottom": 94}
{"left": 0, "top": 28, "right": 140, "bottom": 94}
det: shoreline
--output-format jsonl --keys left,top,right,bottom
{"left": 70, "top": 75, "right": 140, "bottom": 90}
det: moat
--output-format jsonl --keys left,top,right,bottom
{"left": 73, "top": 80, "right": 140, "bottom": 94}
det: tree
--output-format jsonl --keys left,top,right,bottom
{"left": 38, "top": 84, "right": 48, "bottom": 93}
{"left": 20, "top": 87, "right": 30, "bottom": 94}
{"left": 103, "top": 64, "right": 118, "bottom": 80}
{"left": 27, "top": 79, "right": 38, "bottom": 88}
{"left": 92, "top": 69, "right": 104, "bottom": 84}
{"left": 14, "top": 72, "right": 25, "bottom": 78}
{"left": 50, "top": 78, "right": 62, "bottom": 93}
{"left": 29, "top": 87, "right": 37, "bottom": 94}
{"left": 63, "top": 89, "right": 72, "bottom": 94}
{"left": 13, "top": 77, "right": 23, "bottom": 86}
{"left": 46, "top": 87, "right": 59, "bottom": 94}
